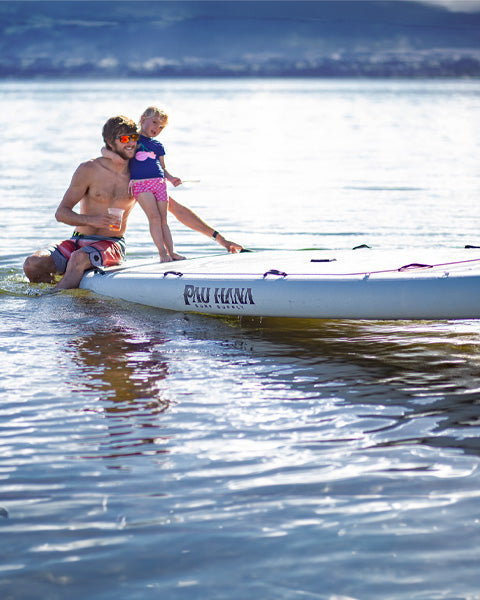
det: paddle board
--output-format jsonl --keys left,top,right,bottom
{"left": 79, "top": 248, "right": 480, "bottom": 320}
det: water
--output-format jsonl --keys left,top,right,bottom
{"left": 1, "top": 78, "right": 480, "bottom": 599}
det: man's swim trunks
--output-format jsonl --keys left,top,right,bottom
{"left": 130, "top": 177, "right": 168, "bottom": 203}
{"left": 49, "top": 232, "right": 126, "bottom": 273}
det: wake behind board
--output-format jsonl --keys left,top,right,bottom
{"left": 80, "top": 248, "right": 480, "bottom": 320}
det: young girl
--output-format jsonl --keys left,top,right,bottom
{"left": 104, "top": 107, "right": 184, "bottom": 262}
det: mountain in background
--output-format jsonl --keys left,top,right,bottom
{"left": 1, "top": 0, "right": 480, "bottom": 78}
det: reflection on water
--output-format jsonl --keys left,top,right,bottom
{"left": 2, "top": 293, "right": 480, "bottom": 600}
{"left": 61, "top": 297, "right": 173, "bottom": 463}
{"left": 69, "top": 324, "right": 170, "bottom": 411}
{"left": 236, "top": 316, "right": 480, "bottom": 457}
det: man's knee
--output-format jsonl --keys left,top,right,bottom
{"left": 68, "top": 249, "right": 94, "bottom": 270}
{"left": 23, "top": 254, "right": 56, "bottom": 283}
{"left": 23, "top": 255, "right": 36, "bottom": 280}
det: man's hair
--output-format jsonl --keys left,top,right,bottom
{"left": 102, "top": 116, "right": 137, "bottom": 149}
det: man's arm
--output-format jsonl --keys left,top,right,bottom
{"left": 168, "top": 197, "right": 243, "bottom": 253}
{"left": 55, "top": 163, "right": 112, "bottom": 230}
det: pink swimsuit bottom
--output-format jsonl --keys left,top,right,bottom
{"left": 130, "top": 177, "right": 168, "bottom": 202}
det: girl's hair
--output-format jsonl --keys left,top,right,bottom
{"left": 140, "top": 106, "right": 168, "bottom": 125}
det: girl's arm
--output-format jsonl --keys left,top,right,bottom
{"left": 159, "top": 155, "right": 182, "bottom": 187}
{"left": 101, "top": 146, "right": 125, "bottom": 165}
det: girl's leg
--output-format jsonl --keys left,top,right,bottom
{"left": 158, "top": 201, "right": 185, "bottom": 261}
{"left": 136, "top": 191, "right": 172, "bottom": 262}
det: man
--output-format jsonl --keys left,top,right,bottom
{"left": 23, "top": 116, "right": 243, "bottom": 289}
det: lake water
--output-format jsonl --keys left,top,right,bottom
{"left": 1, "top": 78, "right": 480, "bottom": 599}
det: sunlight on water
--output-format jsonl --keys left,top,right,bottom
{"left": 1, "top": 79, "right": 480, "bottom": 599}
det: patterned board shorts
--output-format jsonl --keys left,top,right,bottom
{"left": 50, "top": 233, "right": 126, "bottom": 273}
{"left": 130, "top": 177, "right": 168, "bottom": 202}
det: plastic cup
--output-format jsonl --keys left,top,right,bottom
{"left": 107, "top": 207, "right": 124, "bottom": 232}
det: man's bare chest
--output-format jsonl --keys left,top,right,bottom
{"left": 88, "top": 175, "right": 129, "bottom": 204}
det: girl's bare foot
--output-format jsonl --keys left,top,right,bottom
{"left": 171, "top": 252, "right": 186, "bottom": 261}
{"left": 159, "top": 253, "right": 173, "bottom": 263}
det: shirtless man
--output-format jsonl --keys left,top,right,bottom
{"left": 23, "top": 115, "right": 242, "bottom": 290}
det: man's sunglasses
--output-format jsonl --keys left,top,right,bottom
{"left": 116, "top": 134, "right": 139, "bottom": 143}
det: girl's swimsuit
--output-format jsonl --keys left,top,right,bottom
{"left": 129, "top": 135, "right": 168, "bottom": 202}
{"left": 130, "top": 177, "right": 168, "bottom": 203}
{"left": 49, "top": 232, "right": 126, "bottom": 273}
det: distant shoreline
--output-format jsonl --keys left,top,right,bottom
{"left": 3, "top": 52, "right": 480, "bottom": 80}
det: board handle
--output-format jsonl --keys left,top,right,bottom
{"left": 163, "top": 271, "right": 184, "bottom": 278}
{"left": 263, "top": 269, "right": 287, "bottom": 278}
{"left": 398, "top": 263, "right": 433, "bottom": 272}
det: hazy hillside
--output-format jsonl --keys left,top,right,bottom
{"left": 1, "top": 1, "right": 480, "bottom": 78}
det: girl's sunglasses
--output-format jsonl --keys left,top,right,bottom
{"left": 116, "top": 134, "right": 139, "bottom": 143}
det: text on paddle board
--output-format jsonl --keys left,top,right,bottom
{"left": 183, "top": 285, "right": 255, "bottom": 307}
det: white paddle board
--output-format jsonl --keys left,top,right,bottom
{"left": 79, "top": 248, "right": 480, "bottom": 320}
